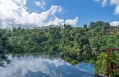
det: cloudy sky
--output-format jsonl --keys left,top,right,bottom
{"left": 0, "top": 0, "right": 119, "bottom": 29}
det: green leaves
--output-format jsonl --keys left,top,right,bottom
{"left": 0, "top": 21, "right": 119, "bottom": 75}
{"left": 94, "top": 52, "right": 107, "bottom": 75}
{"left": 108, "top": 52, "right": 119, "bottom": 77}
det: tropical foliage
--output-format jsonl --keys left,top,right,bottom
{"left": 0, "top": 21, "right": 119, "bottom": 75}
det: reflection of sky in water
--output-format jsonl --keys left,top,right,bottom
{"left": 0, "top": 54, "right": 94, "bottom": 77}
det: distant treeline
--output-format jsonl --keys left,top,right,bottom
{"left": 0, "top": 21, "right": 119, "bottom": 65}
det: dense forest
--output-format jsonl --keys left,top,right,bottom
{"left": 0, "top": 21, "right": 119, "bottom": 65}
{"left": 0, "top": 21, "right": 119, "bottom": 61}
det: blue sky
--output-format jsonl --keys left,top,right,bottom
{"left": 0, "top": 0, "right": 119, "bottom": 29}
{"left": 26, "top": 0, "right": 119, "bottom": 26}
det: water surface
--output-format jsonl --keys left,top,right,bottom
{"left": 0, "top": 54, "right": 94, "bottom": 77}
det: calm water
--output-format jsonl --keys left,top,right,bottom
{"left": 0, "top": 54, "right": 94, "bottom": 77}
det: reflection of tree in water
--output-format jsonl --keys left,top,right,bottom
{"left": 0, "top": 54, "right": 11, "bottom": 67}
{"left": 12, "top": 52, "right": 60, "bottom": 59}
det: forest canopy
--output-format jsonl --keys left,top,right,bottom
{"left": 0, "top": 21, "right": 119, "bottom": 65}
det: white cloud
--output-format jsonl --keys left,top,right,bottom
{"left": 102, "top": 0, "right": 108, "bottom": 7}
{"left": 35, "top": 2, "right": 41, "bottom": 6}
{"left": 45, "top": 17, "right": 79, "bottom": 26}
{"left": 94, "top": 0, "right": 108, "bottom": 7}
{"left": 65, "top": 17, "right": 78, "bottom": 26}
{"left": 45, "top": 18, "right": 64, "bottom": 26}
{"left": 110, "top": 0, "right": 119, "bottom": 15}
{"left": 0, "top": 0, "right": 78, "bottom": 29}
{"left": 110, "top": 0, "right": 119, "bottom": 5}
{"left": 35, "top": 1, "right": 45, "bottom": 10}
{"left": 114, "top": 5, "right": 119, "bottom": 15}
{"left": 94, "top": 0, "right": 119, "bottom": 15}
{"left": 110, "top": 21, "right": 119, "bottom": 26}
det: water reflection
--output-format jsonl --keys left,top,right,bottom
{"left": 0, "top": 54, "right": 94, "bottom": 77}
{"left": 0, "top": 54, "right": 11, "bottom": 67}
